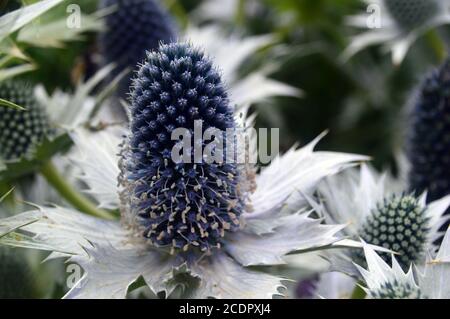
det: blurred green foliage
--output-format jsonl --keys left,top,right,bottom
{"left": 3, "top": 0, "right": 450, "bottom": 169}
{"left": 176, "top": 0, "right": 448, "bottom": 170}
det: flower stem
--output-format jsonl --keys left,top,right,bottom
{"left": 425, "top": 29, "right": 448, "bottom": 62}
{"left": 163, "top": 0, "right": 189, "bottom": 29}
{"left": 40, "top": 161, "right": 114, "bottom": 220}
{"left": 235, "top": 0, "right": 246, "bottom": 27}
{"left": 351, "top": 282, "right": 367, "bottom": 299}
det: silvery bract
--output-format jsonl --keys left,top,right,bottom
{"left": 342, "top": 0, "right": 450, "bottom": 64}
{"left": 356, "top": 227, "right": 450, "bottom": 299}
{"left": 185, "top": 26, "right": 301, "bottom": 108}
{"left": 310, "top": 164, "right": 450, "bottom": 297}
{"left": 319, "top": 164, "right": 450, "bottom": 268}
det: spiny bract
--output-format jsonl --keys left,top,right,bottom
{"left": 0, "top": 81, "right": 50, "bottom": 161}
{"left": 122, "top": 43, "right": 245, "bottom": 254}
{"left": 369, "top": 280, "right": 424, "bottom": 299}
{"left": 98, "top": 0, "right": 177, "bottom": 98}
{"left": 354, "top": 194, "right": 429, "bottom": 269}
{"left": 408, "top": 59, "right": 450, "bottom": 206}
{"left": 384, "top": 0, "right": 440, "bottom": 30}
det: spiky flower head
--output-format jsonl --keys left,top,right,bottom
{"left": 353, "top": 194, "right": 429, "bottom": 269}
{"left": 121, "top": 42, "right": 245, "bottom": 254}
{"left": 0, "top": 81, "right": 50, "bottom": 161}
{"left": 384, "top": 0, "right": 440, "bottom": 30}
{"left": 98, "top": 0, "right": 177, "bottom": 98}
{"left": 355, "top": 228, "right": 450, "bottom": 300}
{"left": 368, "top": 280, "right": 424, "bottom": 299}
{"left": 408, "top": 59, "right": 450, "bottom": 206}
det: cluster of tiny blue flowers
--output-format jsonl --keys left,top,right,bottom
{"left": 0, "top": 81, "right": 50, "bottom": 161}
{"left": 122, "top": 43, "right": 245, "bottom": 253}
{"left": 408, "top": 60, "right": 450, "bottom": 205}
{"left": 354, "top": 194, "right": 429, "bottom": 269}
{"left": 98, "top": 0, "right": 177, "bottom": 98}
{"left": 385, "top": 0, "right": 440, "bottom": 30}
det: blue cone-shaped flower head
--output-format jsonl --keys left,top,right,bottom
{"left": 121, "top": 43, "right": 245, "bottom": 254}
{"left": 385, "top": 0, "right": 440, "bottom": 30}
{"left": 408, "top": 59, "right": 450, "bottom": 203}
{"left": 353, "top": 194, "right": 429, "bottom": 269}
{"left": 98, "top": 0, "right": 177, "bottom": 98}
{"left": 0, "top": 81, "right": 50, "bottom": 161}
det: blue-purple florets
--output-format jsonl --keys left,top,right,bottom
{"left": 123, "top": 43, "right": 244, "bottom": 253}
{"left": 98, "top": 0, "right": 177, "bottom": 99}
{"left": 407, "top": 60, "right": 450, "bottom": 207}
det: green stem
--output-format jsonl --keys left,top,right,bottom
{"left": 40, "top": 161, "right": 114, "bottom": 220}
{"left": 0, "top": 183, "right": 14, "bottom": 205}
{"left": 235, "top": 0, "right": 246, "bottom": 27}
{"left": 425, "top": 29, "right": 448, "bottom": 62}
{"left": 163, "top": 0, "right": 189, "bottom": 29}
{"left": 351, "top": 282, "right": 367, "bottom": 299}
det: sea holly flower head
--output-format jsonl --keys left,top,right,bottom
{"left": 368, "top": 279, "right": 423, "bottom": 299}
{"left": 0, "top": 81, "right": 50, "bottom": 161}
{"left": 355, "top": 243, "right": 424, "bottom": 299}
{"left": 356, "top": 227, "right": 450, "bottom": 299}
{"left": 408, "top": 59, "right": 450, "bottom": 208}
{"left": 98, "top": 0, "right": 177, "bottom": 100}
{"left": 122, "top": 43, "right": 246, "bottom": 253}
{"left": 318, "top": 165, "right": 450, "bottom": 272}
{"left": 342, "top": 0, "right": 450, "bottom": 64}
{"left": 0, "top": 42, "right": 366, "bottom": 299}
{"left": 352, "top": 193, "right": 430, "bottom": 270}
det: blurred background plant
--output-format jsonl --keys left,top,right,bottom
{"left": 3, "top": 0, "right": 448, "bottom": 169}
{"left": 1, "top": 0, "right": 449, "bottom": 298}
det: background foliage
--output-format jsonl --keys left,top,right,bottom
{"left": 5, "top": 0, "right": 448, "bottom": 170}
